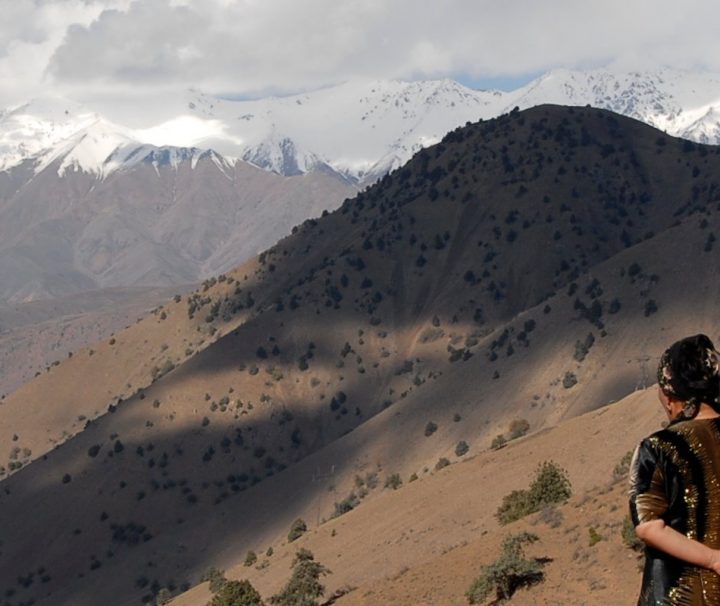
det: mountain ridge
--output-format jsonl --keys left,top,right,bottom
{"left": 5, "top": 68, "right": 720, "bottom": 183}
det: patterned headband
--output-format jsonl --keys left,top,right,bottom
{"left": 656, "top": 350, "right": 676, "bottom": 397}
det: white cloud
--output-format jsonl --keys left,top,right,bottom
{"left": 3, "top": 0, "right": 720, "bottom": 109}
{"left": 0, "top": 0, "right": 131, "bottom": 106}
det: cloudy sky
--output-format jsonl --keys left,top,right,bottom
{"left": 2, "top": 0, "right": 718, "bottom": 110}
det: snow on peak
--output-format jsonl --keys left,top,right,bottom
{"left": 0, "top": 95, "right": 99, "bottom": 171}
{"left": 34, "top": 118, "right": 137, "bottom": 177}
{"left": 6, "top": 69, "right": 720, "bottom": 181}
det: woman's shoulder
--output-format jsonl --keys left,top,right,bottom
{"left": 639, "top": 418, "right": 720, "bottom": 453}
{"left": 636, "top": 423, "right": 690, "bottom": 454}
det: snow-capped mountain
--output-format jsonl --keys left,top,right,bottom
{"left": 182, "top": 79, "right": 504, "bottom": 179}
{"left": 5, "top": 69, "right": 720, "bottom": 184}
{"left": 0, "top": 96, "right": 100, "bottom": 171}
{"left": 506, "top": 68, "right": 720, "bottom": 142}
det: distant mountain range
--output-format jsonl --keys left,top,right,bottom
{"left": 4, "top": 68, "right": 720, "bottom": 182}
{"left": 0, "top": 153, "right": 354, "bottom": 303}
{"left": 3, "top": 67, "right": 720, "bottom": 304}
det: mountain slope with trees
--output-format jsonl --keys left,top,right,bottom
{"left": 1, "top": 105, "right": 720, "bottom": 605}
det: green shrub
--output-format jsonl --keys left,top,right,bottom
{"left": 508, "top": 419, "right": 529, "bottom": 440}
{"left": 455, "top": 440, "right": 470, "bottom": 457}
{"left": 435, "top": 457, "right": 450, "bottom": 471}
{"left": 332, "top": 493, "right": 360, "bottom": 518}
{"left": 491, "top": 434, "right": 507, "bottom": 450}
{"left": 588, "top": 527, "right": 603, "bottom": 547}
{"left": 466, "top": 532, "right": 544, "bottom": 604}
{"left": 424, "top": 421, "right": 438, "bottom": 437}
{"left": 270, "top": 549, "right": 330, "bottom": 606}
{"left": 495, "top": 461, "right": 571, "bottom": 525}
{"left": 385, "top": 473, "right": 402, "bottom": 490}
{"left": 612, "top": 450, "right": 634, "bottom": 482}
{"left": 562, "top": 372, "right": 577, "bottom": 389}
{"left": 287, "top": 518, "right": 307, "bottom": 543}
{"left": 208, "top": 580, "right": 265, "bottom": 606}
{"left": 200, "top": 567, "right": 227, "bottom": 593}
{"left": 622, "top": 515, "right": 644, "bottom": 552}
{"left": 244, "top": 551, "right": 257, "bottom": 567}
{"left": 573, "top": 333, "right": 595, "bottom": 362}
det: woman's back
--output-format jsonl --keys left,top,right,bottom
{"left": 631, "top": 417, "right": 720, "bottom": 605}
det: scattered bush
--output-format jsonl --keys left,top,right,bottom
{"left": 209, "top": 579, "right": 265, "bottom": 606}
{"left": 621, "top": 515, "right": 644, "bottom": 552}
{"left": 466, "top": 532, "right": 544, "bottom": 604}
{"left": 201, "top": 568, "right": 227, "bottom": 593}
{"left": 244, "top": 551, "right": 258, "bottom": 567}
{"left": 644, "top": 299, "right": 658, "bottom": 317}
{"left": 496, "top": 461, "right": 571, "bottom": 525}
{"left": 455, "top": 440, "right": 470, "bottom": 457}
{"left": 155, "top": 588, "right": 172, "bottom": 605}
{"left": 573, "top": 333, "right": 595, "bottom": 362}
{"left": 332, "top": 493, "right": 360, "bottom": 518}
{"left": 562, "top": 372, "right": 577, "bottom": 389}
{"left": 491, "top": 435, "right": 507, "bottom": 450}
{"left": 270, "top": 549, "right": 330, "bottom": 606}
{"left": 612, "top": 450, "right": 634, "bottom": 483}
{"left": 385, "top": 473, "right": 402, "bottom": 490}
{"left": 508, "top": 419, "right": 530, "bottom": 440}
{"left": 287, "top": 518, "right": 307, "bottom": 543}
{"left": 424, "top": 421, "right": 438, "bottom": 437}
{"left": 588, "top": 527, "right": 603, "bottom": 547}
{"left": 435, "top": 457, "right": 450, "bottom": 471}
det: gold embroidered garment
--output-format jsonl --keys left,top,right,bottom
{"left": 629, "top": 418, "right": 720, "bottom": 605}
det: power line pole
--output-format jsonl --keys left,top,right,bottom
{"left": 312, "top": 464, "right": 335, "bottom": 526}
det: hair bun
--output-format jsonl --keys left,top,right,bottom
{"left": 659, "top": 334, "right": 720, "bottom": 409}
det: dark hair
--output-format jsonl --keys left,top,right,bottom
{"left": 657, "top": 334, "right": 720, "bottom": 411}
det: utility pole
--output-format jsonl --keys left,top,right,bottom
{"left": 631, "top": 354, "right": 652, "bottom": 390}
{"left": 312, "top": 464, "right": 335, "bottom": 526}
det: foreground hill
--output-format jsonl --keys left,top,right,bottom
{"left": 2, "top": 105, "right": 720, "bottom": 605}
{"left": 170, "top": 387, "right": 664, "bottom": 606}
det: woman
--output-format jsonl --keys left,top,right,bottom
{"left": 630, "top": 334, "right": 720, "bottom": 605}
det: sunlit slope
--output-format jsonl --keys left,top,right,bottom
{"left": 170, "top": 387, "right": 664, "bottom": 606}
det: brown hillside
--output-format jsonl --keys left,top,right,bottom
{"left": 0, "top": 286, "right": 181, "bottom": 399}
{"left": 170, "top": 387, "right": 664, "bottom": 606}
{"left": 1, "top": 105, "right": 720, "bottom": 606}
